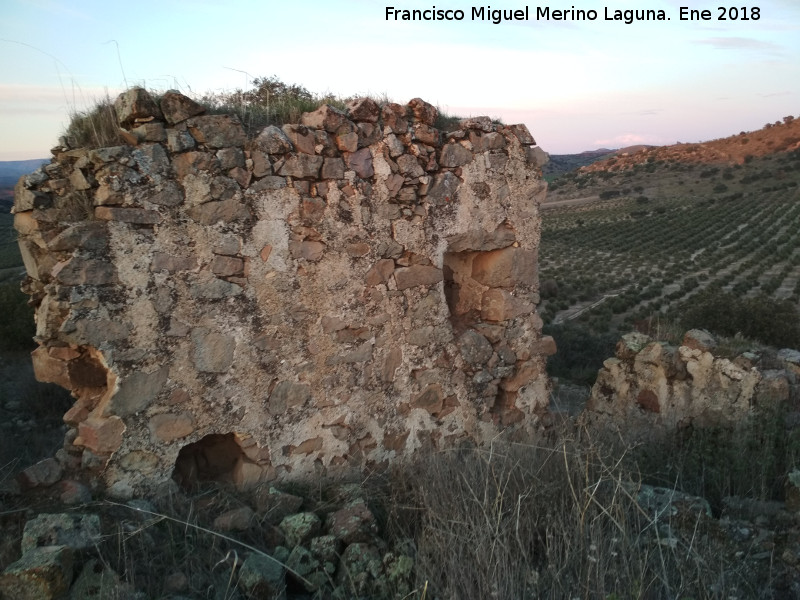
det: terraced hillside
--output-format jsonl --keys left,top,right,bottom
{"left": 540, "top": 149, "right": 800, "bottom": 382}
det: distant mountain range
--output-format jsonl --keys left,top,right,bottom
{"left": 0, "top": 159, "right": 48, "bottom": 188}
{"left": 543, "top": 145, "right": 661, "bottom": 178}
{"left": 0, "top": 159, "right": 48, "bottom": 210}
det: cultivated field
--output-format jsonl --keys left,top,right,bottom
{"left": 539, "top": 149, "right": 800, "bottom": 381}
{"left": 540, "top": 150, "right": 800, "bottom": 332}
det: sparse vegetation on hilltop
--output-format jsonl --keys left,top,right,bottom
{"left": 59, "top": 75, "right": 467, "bottom": 150}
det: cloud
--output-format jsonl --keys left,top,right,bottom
{"left": 0, "top": 83, "right": 121, "bottom": 114}
{"left": 593, "top": 133, "right": 664, "bottom": 147}
{"left": 694, "top": 37, "right": 781, "bottom": 52}
{"left": 628, "top": 109, "right": 662, "bottom": 116}
{"left": 759, "top": 91, "right": 791, "bottom": 98}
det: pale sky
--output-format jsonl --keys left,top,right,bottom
{"left": 1, "top": 0, "right": 799, "bottom": 160}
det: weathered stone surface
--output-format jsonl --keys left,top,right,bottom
{"left": 192, "top": 328, "right": 235, "bottom": 373}
{"left": 75, "top": 416, "right": 125, "bottom": 454}
{"left": 408, "top": 98, "right": 438, "bottom": 125}
{"left": 326, "top": 499, "right": 378, "bottom": 544}
{"left": 394, "top": 265, "right": 443, "bottom": 290}
{"left": 337, "top": 543, "right": 381, "bottom": 587}
{"left": 584, "top": 330, "right": 776, "bottom": 440}
{"left": 683, "top": 329, "right": 717, "bottom": 352}
{"left": 95, "top": 206, "right": 162, "bottom": 224}
{"left": 211, "top": 255, "right": 245, "bottom": 277}
{"left": 268, "top": 381, "right": 311, "bottom": 415}
{"left": 526, "top": 146, "right": 549, "bottom": 166}
{"left": 18, "top": 458, "right": 63, "bottom": 489}
{"left": 365, "top": 259, "right": 394, "bottom": 286}
{"left": 31, "top": 348, "right": 70, "bottom": 389}
{"left": 173, "top": 150, "right": 220, "bottom": 179}
{"left": 446, "top": 224, "right": 515, "bottom": 253}
{"left": 239, "top": 553, "right": 287, "bottom": 599}
{"left": 255, "top": 487, "right": 304, "bottom": 523}
{"left": 440, "top": 143, "right": 473, "bottom": 168}
{"left": 426, "top": 171, "right": 460, "bottom": 204}
{"left": 282, "top": 124, "right": 316, "bottom": 155}
{"left": 14, "top": 177, "right": 52, "bottom": 212}
{"left": 396, "top": 154, "right": 425, "bottom": 177}
{"left": 53, "top": 257, "right": 116, "bottom": 286}
{"left": 187, "top": 198, "right": 250, "bottom": 224}
{"left": 151, "top": 251, "right": 197, "bottom": 273}
{"left": 22, "top": 513, "right": 101, "bottom": 553}
{"left": 322, "top": 157, "right": 345, "bottom": 179}
{"left": 48, "top": 222, "right": 109, "bottom": 252}
{"left": 115, "top": 87, "right": 162, "bottom": 128}
{"left": 461, "top": 116, "right": 493, "bottom": 132}
{"left": 346, "top": 148, "right": 374, "bottom": 178}
{"left": 531, "top": 335, "right": 557, "bottom": 357}
{"left": 346, "top": 97, "right": 380, "bottom": 123}
{"left": 459, "top": 330, "right": 493, "bottom": 365}
{"left": 500, "top": 360, "right": 540, "bottom": 392}
{"left": 186, "top": 114, "right": 246, "bottom": 148}
{"left": 130, "top": 122, "right": 167, "bottom": 144}
{"left": 289, "top": 240, "right": 325, "bottom": 262}
{"left": 412, "top": 384, "right": 444, "bottom": 414}
{"left": 413, "top": 124, "right": 440, "bottom": 146}
{"left": 149, "top": 412, "right": 194, "bottom": 442}
{"left": 301, "top": 104, "right": 347, "bottom": 132}
{"left": 616, "top": 332, "right": 652, "bottom": 359}
{"left": 256, "top": 125, "right": 294, "bottom": 154}
{"left": 166, "top": 129, "right": 195, "bottom": 152}
{"left": 481, "top": 288, "right": 534, "bottom": 321}
{"left": 280, "top": 512, "right": 322, "bottom": 549}
{"left": 286, "top": 546, "right": 323, "bottom": 592}
{"left": 110, "top": 367, "right": 169, "bottom": 416}
{"left": 249, "top": 176, "right": 286, "bottom": 191}
{"left": 471, "top": 247, "right": 536, "bottom": 287}
{"left": 190, "top": 277, "right": 242, "bottom": 299}
{"left": 69, "top": 558, "right": 126, "bottom": 600}
{"left": 119, "top": 451, "right": 159, "bottom": 474}
{"left": 160, "top": 90, "right": 205, "bottom": 125}
{"left": 506, "top": 123, "right": 536, "bottom": 145}
{"left": 279, "top": 154, "right": 324, "bottom": 178}
{"left": 0, "top": 545, "right": 73, "bottom": 600}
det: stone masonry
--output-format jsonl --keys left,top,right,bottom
{"left": 13, "top": 88, "right": 554, "bottom": 497}
{"left": 582, "top": 329, "right": 800, "bottom": 439}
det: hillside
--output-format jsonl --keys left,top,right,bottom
{"left": 542, "top": 148, "right": 616, "bottom": 178}
{"left": 542, "top": 145, "right": 658, "bottom": 179}
{"left": 581, "top": 115, "right": 800, "bottom": 174}
{"left": 539, "top": 139, "right": 800, "bottom": 383}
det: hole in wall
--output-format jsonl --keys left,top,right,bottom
{"left": 172, "top": 433, "right": 245, "bottom": 489}
{"left": 443, "top": 250, "right": 483, "bottom": 333}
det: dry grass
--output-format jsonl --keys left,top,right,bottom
{"left": 63, "top": 95, "right": 125, "bottom": 149}
{"left": 385, "top": 428, "right": 776, "bottom": 599}
{"left": 2, "top": 415, "right": 796, "bottom": 598}
{"left": 59, "top": 76, "right": 469, "bottom": 150}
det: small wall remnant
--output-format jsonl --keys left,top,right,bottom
{"left": 581, "top": 329, "right": 800, "bottom": 439}
{"left": 14, "top": 88, "right": 554, "bottom": 497}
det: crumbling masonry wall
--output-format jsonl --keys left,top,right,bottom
{"left": 13, "top": 89, "right": 553, "bottom": 497}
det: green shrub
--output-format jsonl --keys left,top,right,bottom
{"left": 680, "top": 288, "right": 800, "bottom": 348}
{"left": 543, "top": 322, "right": 616, "bottom": 384}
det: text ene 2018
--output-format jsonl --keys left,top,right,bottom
{"left": 680, "top": 6, "right": 761, "bottom": 20}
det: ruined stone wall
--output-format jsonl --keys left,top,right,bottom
{"left": 582, "top": 329, "right": 800, "bottom": 438}
{"left": 13, "top": 89, "right": 554, "bottom": 497}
